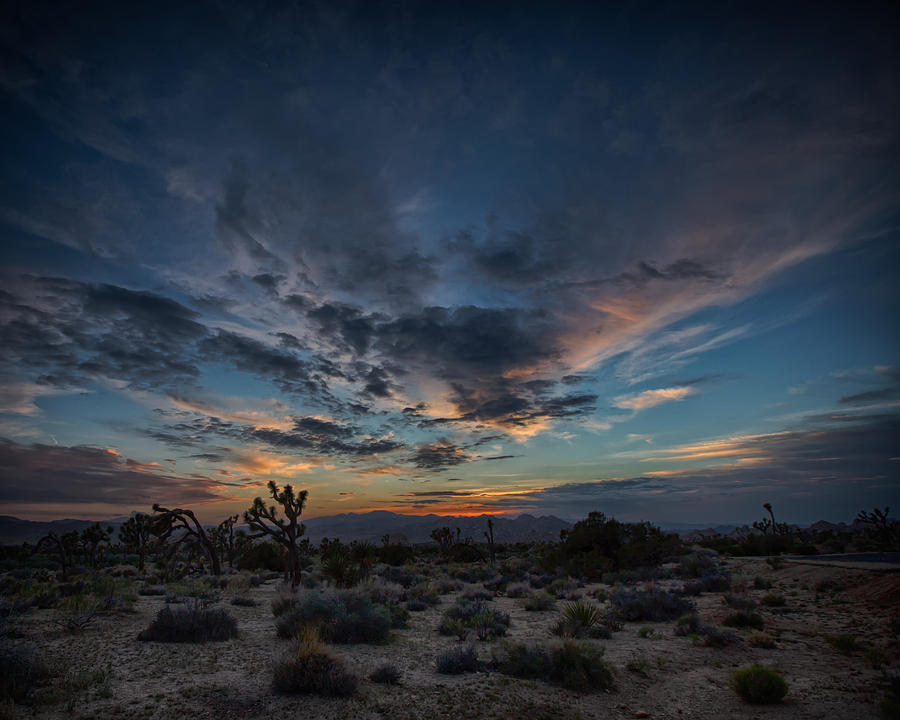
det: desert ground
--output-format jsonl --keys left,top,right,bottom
{"left": 2, "top": 555, "right": 899, "bottom": 720}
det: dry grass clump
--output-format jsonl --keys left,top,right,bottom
{"left": 273, "top": 632, "right": 358, "bottom": 696}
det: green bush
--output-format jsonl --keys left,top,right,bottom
{"left": 732, "top": 664, "right": 788, "bottom": 704}
{"left": 761, "top": 593, "right": 785, "bottom": 607}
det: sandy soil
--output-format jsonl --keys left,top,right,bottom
{"left": 5, "top": 557, "right": 899, "bottom": 720}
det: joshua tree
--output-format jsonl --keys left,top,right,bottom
{"left": 80, "top": 523, "right": 111, "bottom": 568}
{"left": 431, "top": 526, "right": 454, "bottom": 556}
{"left": 119, "top": 513, "right": 154, "bottom": 572}
{"left": 856, "top": 507, "right": 895, "bottom": 548}
{"left": 151, "top": 504, "right": 222, "bottom": 575}
{"left": 484, "top": 517, "right": 496, "bottom": 566}
{"left": 210, "top": 515, "right": 239, "bottom": 569}
{"left": 244, "top": 481, "right": 308, "bottom": 587}
{"left": 34, "top": 531, "right": 79, "bottom": 579}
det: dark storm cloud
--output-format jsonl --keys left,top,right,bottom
{"left": 0, "top": 438, "right": 222, "bottom": 505}
{"left": 0, "top": 276, "right": 207, "bottom": 391}
{"left": 411, "top": 441, "right": 469, "bottom": 470}
{"left": 148, "top": 413, "right": 403, "bottom": 459}
{"left": 373, "top": 305, "right": 559, "bottom": 379}
{"left": 199, "top": 329, "right": 339, "bottom": 400}
{"left": 304, "top": 302, "right": 380, "bottom": 356}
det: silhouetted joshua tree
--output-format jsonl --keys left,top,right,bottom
{"left": 34, "top": 531, "right": 79, "bottom": 579}
{"left": 210, "top": 515, "right": 239, "bottom": 569}
{"left": 151, "top": 504, "right": 222, "bottom": 575}
{"left": 484, "top": 517, "right": 496, "bottom": 566}
{"left": 856, "top": 506, "right": 895, "bottom": 548}
{"left": 244, "top": 481, "right": 308, "bottom": 587}
{"left": 120, "top": 513, "right": 154, "bottom": 572}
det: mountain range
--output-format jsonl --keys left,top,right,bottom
{"left": 0, "top": 511, "right": 571, "bottom": 546}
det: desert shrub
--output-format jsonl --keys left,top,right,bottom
{"left": 138, "top": 584, "right": 166, "bottom": 596}
{"left": 723, "top": 611, "right": 764, "bottom": 630}
{"left": 611, "top": 588, "right": 693, "bottom": 622}
{"left": 379, "top": 567, "right": 422, "bottom": 589}
{"left": 0, "top": 645, "right": 50, "bottom": 702}
{"left": 449, "top": 566, "right": 495, "bottom": 584}
{"left": 528, "top": 573, "right": 557, "bottom": 589}
{"left": 522, "top": 592, "right": 555, "bottom": 611}
{"left": 761, "top": 593, "right": 785, "bottom": 607}
{"left": 406, "top": 599, "right": 428, "bottom": 611}
{"left": 54, "top": 594, "right": 100, "bottom": 634}
{"left": 273, "top": 641, "right": 357, "bottom": 696}
{"left": 550, "top": 512, "right": 682, "bottom": 579}
{"left": 436, "top": 644, "right": 481, "bottom": 674}
{"left": 407, "top": 583, "right": 440, "bottom": 607}
{"left": 749, "top": 633, "right": 777, "bottom": 649}
{"left": 546, "top": 577, "right": 580, "bottom": 599}
{"left": 827, "top": 633, "right": 862, "bottom": 654}
{"left": 275, "top": 590, "right": 391, "bottom": 644}
{"left": 432, "top": 577, "right": 464, "bottom": 594}
{"left": 765, "top": 556, "right": 786, "bottom": 571}
{"left": 439, "top": 600, "right": 509, "bottom": 641}
{"left": 505, "top": 582, "right": 531, "bottom": 598}
{"left": 753, "top": 576, "right": 773, "bottom": 590}
{"left": 674, "top": 613, "right": 700, "bottom": 636}
{"left": 498, "top": 640, "right": 614, "bottom": 693}
{"left": 461, "top": 586, "right": 493, "bottom": 602}
{"left": 681, "top": 571, "right": 731, "bottom": 595}
{"left": 626, "top": 653, "right": 652, "bottom": 676}
{"left": 385, "top": 603, "right": 410, "bottom": 629}
{"left": 732, "top": 664, "right": 788, "bottom": 704}
{"left": 369, "top": 663, "right": 401, "bottom": 684}
{"left": 637, "top": 626, "right": 654, "bottom": 638}
{"left": 137, "top": 600, "right": 238, "bottom": 642}
{"left": 364, "top": 578, "right": 405, "bottom": 605}
{"left": 677, "top": 550, "right": 719, "bottom": 578}
{"left": 723, "top": 595, "right": 757, "bottom": 611}
{"left": 230, "top": 596, "right": 257, "bottom": 607}
{"left": 378, "top": 543, "right": 414, "bottom": 566}
{"left": 237, "top": 541, "right": 284, "bottom": 572}
{"left": 272, "top": 594, "right": 300, "bottom": 617}
{"left": 700, "top": 625, "right": 739, "bottom": 647}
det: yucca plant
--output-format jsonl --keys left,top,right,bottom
{"left": 553, "top": 600, "right": 605, "bottom": 638}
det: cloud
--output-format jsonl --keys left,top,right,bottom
{"left": 411, "top": 441, "right": 469, "bottom": 470}
{"left": 0, "top": 438, "right": 225, "bottom": 506}
{"left": 612, "top": 386, "right": 695, "bottom": 411}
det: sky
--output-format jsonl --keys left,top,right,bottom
{"left": 0, "top": 1, "right": 898, "bottom": 526}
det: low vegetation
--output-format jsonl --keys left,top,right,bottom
{"left": 497, "top": 640, "right": 615, "bottom": 693}
{"left": 137, "top": 600, "right": 238, "bottom": 642}
{"left": 732, "top": 664, "right": 788, "bottom": 704}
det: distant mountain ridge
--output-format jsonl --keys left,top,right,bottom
{"left": 0, "top": 511, "right": 571, "bottom": 546}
